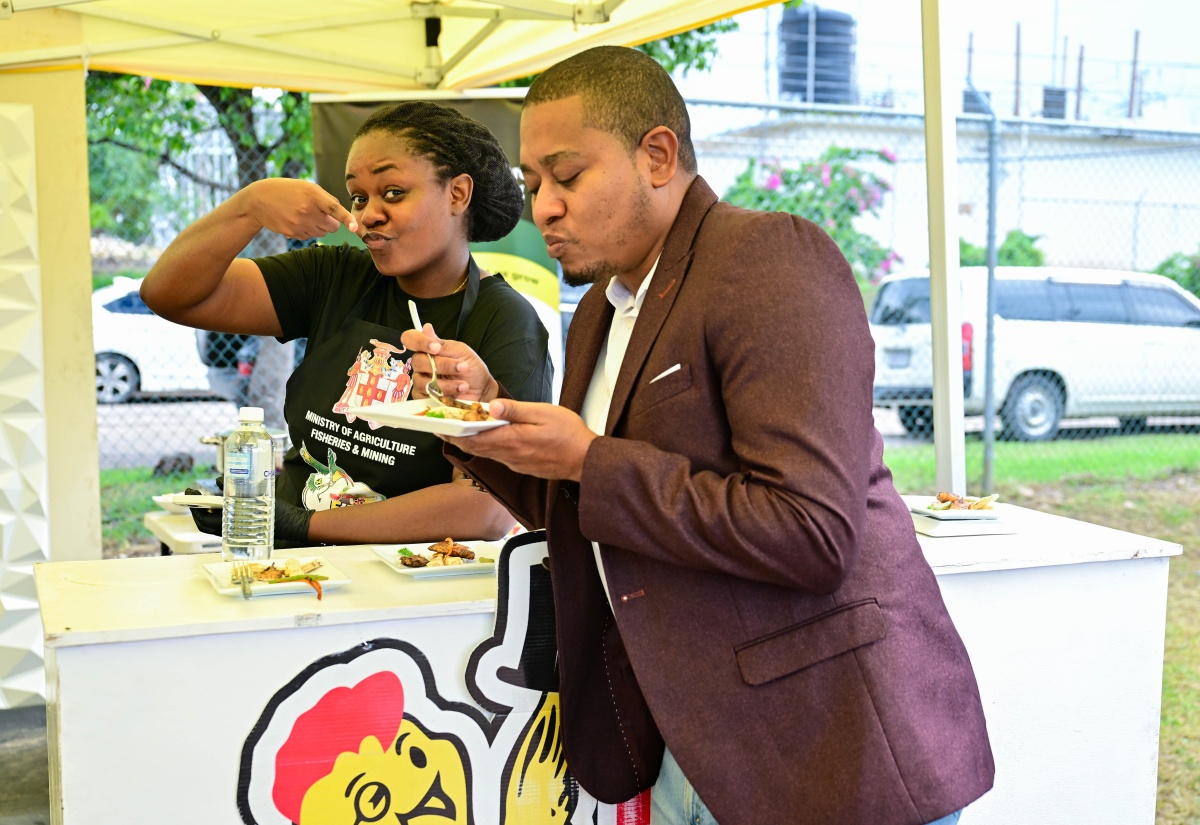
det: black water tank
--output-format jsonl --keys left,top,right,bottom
{"left": 778, "top": 5, "right": 856, "bottom": 104}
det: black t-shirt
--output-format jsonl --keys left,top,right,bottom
{"left": 258, "top": 244, "right": 552, "bottom": 402}
{"left": 254, "top": 244, "right": 552, "bottom": 505}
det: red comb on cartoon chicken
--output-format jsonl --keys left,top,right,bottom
{"left": 272, "top": 671, "right": 470, "bottom": 825}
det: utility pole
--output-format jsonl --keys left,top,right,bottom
{"left": 1075, "top": 44, "right": 1085, "bottom": 119}
{"left": 1014, "top": 23, "right": 1022, "bottom": 116}
{"left": 1128, "top": 30, "right": 1140, "bottom": 119}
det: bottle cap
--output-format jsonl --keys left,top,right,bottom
{"left": 238, "top": 406, "right": 265, "bottom": 423}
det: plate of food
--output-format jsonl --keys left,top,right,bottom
{"left": 910, "top": 492, "right": 1001, "bottom": 521}
{"left": 372, "top": 538, "right": 499, "bottom": 578}
{"left": 344, "top": 399, "right": 508, "bottom": 437}
{"left": 201, "top": 556, "right": 349, "bottom": 598}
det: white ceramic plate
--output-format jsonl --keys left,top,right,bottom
{"left": 160, "top": 493, "right": 224, "bottom": 510}
{"left": 371, "top": 543, "right": 498, "bottom": 578}
{"left": 344, "top": 400, "right": 508, "bottom": 437}
{"left": 201, "top": 556, "right": 350, "bottom": 597}
{"left": 152, "top": 494, "right": 191, "bottom": 513}
{"left": 909, "top": 501, "right": 1000, "bottom": 521}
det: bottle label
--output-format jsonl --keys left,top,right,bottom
{"left": 227, "top": 451, "right": 252, "bottom": 477}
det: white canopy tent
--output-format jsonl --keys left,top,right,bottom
{"left": 0, "top": 0, "right": 777, "bottom": 91}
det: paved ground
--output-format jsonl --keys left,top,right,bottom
{"left": 0, "top": 705, "right": 48, "bottom": 825}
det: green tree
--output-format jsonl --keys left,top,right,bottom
{"left": 86, "top": 72, "right": 312, "bottom": 244}
{"left": 959, "top": 230, "right": 1046, "bottom": 267}
{"left": 499, "top": 19, "right": 743, "bottom": 87}
{"left": 722, "top": 146, "right": 901, "bottom": 284}
{"left": 1153, "top": 247, "right": 1200, "bottom": 298}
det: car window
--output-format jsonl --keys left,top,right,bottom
{"left": 995, "top": 280, "right": 1061, "bottom": 321}
{"left": 1061, "top": 283, "right": 1128, "bottom": 323}
{"left": 1126, "top": 286, "right": 1200, "bottom": 327}
{"left": 870, "top": 279, "right": 930, "bottom": 325}
{"left": 102, "top": 291, "right": 155, "bottom": 316}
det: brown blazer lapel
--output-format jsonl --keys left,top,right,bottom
{"left": 604, "top": 177, "right": 719, "bottom": 434}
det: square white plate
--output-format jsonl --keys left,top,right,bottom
{"left": 371, "top": 543, "right": 499, "bottom": 578}
{"left": 344, "top": 399, "right": 508, "bottom": 437}
{"left": 909, "top": 500, "right": 1000, "bottom": 521}
{"left": 159, "top": 493, "right": 224, "bottom": 510}
{"left": 201, "top": 556, "right": 350, "bottom": 597}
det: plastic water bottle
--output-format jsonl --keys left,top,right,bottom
{"left": 222, "top": 406, "right": 276, "bottom": 561}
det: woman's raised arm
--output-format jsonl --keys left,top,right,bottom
{"left": 140, "top": 179, "right": 358, "bottom": 336}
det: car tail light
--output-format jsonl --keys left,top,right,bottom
{"left": 961, "top": 322, "right": 974, "bottom": 374}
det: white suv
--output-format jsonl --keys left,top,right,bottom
{"left": 869, "top": 267, "right": 1200, "bottom": 440}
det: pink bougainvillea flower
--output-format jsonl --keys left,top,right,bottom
{"left": 765, "top": 173, "right": 782, "bottom": 190}
{"left": 820, "top": 165, "right": 832, "bottom": 187}
{"left": 880, "top": 148, "right": 897, "bottom": 162}
{"left": 848, "top": 187, "right": 859, "bottom": 198}
{"left": 825, "top": 218, "right": 836, "bottom": 230}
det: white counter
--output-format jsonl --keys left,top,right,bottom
{"left": 36, "top": 503, "right": 1181, "bottom": 825}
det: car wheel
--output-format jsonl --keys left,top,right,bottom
{"left": 1118, "top": 417, "right": 1148, "bottom": 435}
{"left": 898, "top": 405, "right": 934, "bottom": 437}
{"left": 1001, "top": 374, "right": 1063, "bottom": 441}
{"left": 95, "top": 353, "right": 139, "bottom": 404}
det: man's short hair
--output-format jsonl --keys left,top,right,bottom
{"left": 524, "top": 46, "right": 697, "bottom": 175}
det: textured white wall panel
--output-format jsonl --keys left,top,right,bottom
{"left": 0, "top": 102, "right": 49, "bottom": 708}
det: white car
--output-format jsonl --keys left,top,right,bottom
{"left": 93, "top": 277, "right": 214, "bottom": 403}
{"left": 869, "top": 267, "right": 1200, "bottom": 440}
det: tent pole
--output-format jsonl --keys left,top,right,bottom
{"left": 920, "top": 0, "right": 967, "bottom": 494}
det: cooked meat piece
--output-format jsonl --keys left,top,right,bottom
{"left": 429, "top": 537, "right": 455, "bottom": 555}
{"left": 399, "top": 555, "right": 429, "bottom": 568}
{"left": 463, "top": 403, "right": 491, "bottom": 422}
{"left": 446, "top": 543, "right": 475, "bottom": 560}
{"left": 936, "top": 491, "right": 960, "bottom": 503}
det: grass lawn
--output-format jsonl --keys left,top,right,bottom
{"left": 101, "top": 465, "right": 193, "bottom": 557}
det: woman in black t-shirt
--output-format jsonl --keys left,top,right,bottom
{"left": 141, "top": 102, "right": 551, "bottom": 546}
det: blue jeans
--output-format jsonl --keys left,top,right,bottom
{"left": 650, "top": 747, "right": 964, "bottom": 825}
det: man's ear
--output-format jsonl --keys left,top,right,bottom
{"left": 448, "top": 172, "right": 474, "bottom": 215}
{"left": 641, "top": 126, "right": 679, "bottom": 187}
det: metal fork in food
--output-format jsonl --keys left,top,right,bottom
{"left": 231, "top": 560, "right": 253, "bottom": 600}
{"left": 407, "top": 300, "right": 472, "bottom": 410}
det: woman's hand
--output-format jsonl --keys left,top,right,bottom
{"left": 240, "top": 179, "right": 359, "bottom": 240}
{"left": 401, "top": 325, "right": 500, "bottom": 402}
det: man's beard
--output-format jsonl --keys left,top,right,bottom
{"left": 561, "top": 261, "right": 618, "bottom": 288}
{"left": 560, "top": 182, "right": 654, "bottom": 288}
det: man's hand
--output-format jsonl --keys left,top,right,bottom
{"left": 401, "top": 325, "right": 499, "bottom": 402}
{"left": 241, "top": 179, "right": 359, "bottom": 240}
{"left": 444, "top": 399, "right": 597, "bottom": 482}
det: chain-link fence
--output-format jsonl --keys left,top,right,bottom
{"left": 89, "top": 79, "right": 305, "bottom": 554}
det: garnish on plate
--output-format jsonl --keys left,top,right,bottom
{"left": 927, "top": 492, "right": 1000, "bottom": 511}
{"left": 244, "top": 558, "right": 328, "bottom": 599}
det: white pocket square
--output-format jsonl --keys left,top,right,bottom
{"left": 649, "top": 363, "right": 682, "bottom": 384}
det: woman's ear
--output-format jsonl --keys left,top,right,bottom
{"left": 448, "top": 173, "right": 473, "bottom": 216}
{"left": 641, "top": 126, "right": 679, "bottom": 187}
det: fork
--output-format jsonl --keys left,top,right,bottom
{"left": 231, "top": 560, "right": 253, "bottom": 600}
{"left": 408, "top": 300, "right": 472, "bottom": 410}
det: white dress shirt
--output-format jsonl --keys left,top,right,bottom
{"left": 579, "top": 261, "right": 657, "bottom": 607}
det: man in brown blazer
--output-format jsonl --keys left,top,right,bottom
{"left": 404, "top": 46, "right": 994, "bottom": 825}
